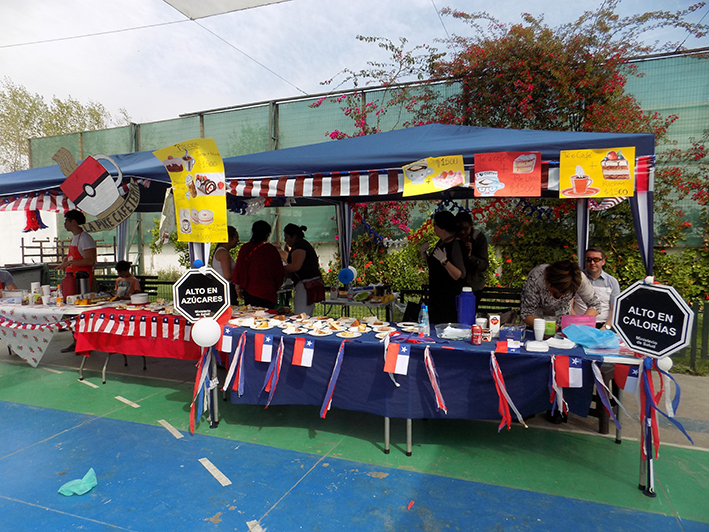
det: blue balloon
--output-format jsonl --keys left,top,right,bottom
{"left": 338, "top": 268, "right": 354, "bottom": 285}
{"left": 192, "top": 259, "right": 205, "bottom": 269}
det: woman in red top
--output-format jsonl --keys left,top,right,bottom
{"left": 233, "top": 221, "right": 284, "bottom": 309}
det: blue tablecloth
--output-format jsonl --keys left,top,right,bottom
{"left": 225, "top": 327, "right": 594, "bottom": 420}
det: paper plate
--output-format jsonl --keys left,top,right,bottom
{"left": 373, "top": 326, "right": 395, "bottom": 332}
{"left": 396, "top": 322, "right": 418, "bottom": 328}
{"left": 336, "top": 331, "right": 361, "bottom": 339}
{"left": 282, "top": 327, "right": 308, "bottom": 335}
{"left": 250, "top": 322, "right": 273, "bottom": 331}
{"left": 308, "top": 329, "right": 333, "bottom": 337}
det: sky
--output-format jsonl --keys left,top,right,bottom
{"left": 2, "top": 0, "right": 709, "bottom": 125}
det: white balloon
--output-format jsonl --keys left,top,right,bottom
{"left": 657, "top": 357, "right": 673, "bottom": 372}
{"left": 348, "top": 265, "right": 358, "bottom": 278}
{"left": 644, "top": 276, "right": 655, "bottom": 285}
{"left": 191, "top": 317, "right": 222, "bottom": 347}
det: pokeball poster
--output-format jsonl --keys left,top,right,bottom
{"left": 153, "top": 138, "right": 227, "bottom": 243}
{"left": 473, "top": 152, "right": 541, "bottom": 197}
{"left": 402, "top": 155, "right": 466, "bottom": 197}
{"left": 559, "top": 147, "right": 635, "bottom": 199}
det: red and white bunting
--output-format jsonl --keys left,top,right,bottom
{"left": 0, "top": 190, "right": 76, "bottom": 213}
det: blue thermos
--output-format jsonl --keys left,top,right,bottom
{"left": 456, "top": 287, "right": 476, "bottom": 325}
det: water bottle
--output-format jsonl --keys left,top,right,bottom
{"left": 418, "top": 304, "right": 430, "bottom": 336}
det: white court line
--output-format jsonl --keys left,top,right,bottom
{"left": 198, "top": 458, "right": 232, "bottom": 486}
{"left": 114, "top": 396, "right": 140, "bottom": 408}
{"left": 80, "top": 379, "right": 99, "bottom": 389}
{"left": 42, "top": 367, "right": 62, "bottom": 374}
{"left": 157, "top": 419, "right": 184, "bottom": 439}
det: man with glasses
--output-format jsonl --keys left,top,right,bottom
{"left": 573, "top": 247, "right": 621, "bottom": 330}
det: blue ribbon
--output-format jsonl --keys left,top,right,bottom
{"left": 642, "top": 362, "right": 694, "bottom": 445}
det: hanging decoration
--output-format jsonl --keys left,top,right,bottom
{"left": 23, "top": 210, "right": 49, "bottom": 232}
{"left": 589, "top": 197, "right": 627, "bottom": 211}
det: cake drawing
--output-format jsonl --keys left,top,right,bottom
{"left": 601, "top": 150, "right": 630, "bottom": 180}
{"left": 513, "top": 153, "right": 537, "bottom": 173}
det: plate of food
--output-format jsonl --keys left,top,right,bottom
{"left": 308, "top": 328, "right": 333, "bottom": 337}
{"left": 375, "top": 331, "right": 399, "bottom": 339}
{"left": 282, "top": 326, "right": 308, "bottom": 335}
{"left": 370, "top": 320, "right": 389, "bottom": 327}
{"left": 250, "top": 321, "right": 273, "bottom": 331}
{"left": 336, "top": 331, "right": 361, "bottom": 339}
{"left": 396, "top": 322, "right": 418, "bottom": 328}
{"left": 400, "top": 326, "right": 418, "bottom": 333}
{"left": 373, "top": 326, "right": 395, "bottom": 332}
{"left": 349, "top": 325, "right": 371, "bottom": 333}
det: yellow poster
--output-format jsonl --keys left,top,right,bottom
{"left": 402, "top": 155, "right": 466, "bottom": 197}
{"left": 559, "top": 147, "right": 635, "bottom": 198}
{"left": 153, "top": 139, "right": 228, "bottom": 243}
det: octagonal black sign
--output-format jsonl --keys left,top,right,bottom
{"left": 613, "top": 281, "right": 694, "bottom": 358}
{"left": 173, "top": 267, "right": 230, "bottom": 323}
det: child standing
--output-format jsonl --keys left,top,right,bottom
{"left": 114, "top": 261, "right": 141, "bottom": 299}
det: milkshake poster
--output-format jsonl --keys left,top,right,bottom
{"left": 153, "top": 138, "right": 228, "bottom": 243}
{"left": 473, "top": 151, "right": 541, "bottom": 197}
{"left": 402, "top": 155, "right": 466, "bottom": 197}
{"left": 559, "top": 147, "right": 636, "bottom": 198}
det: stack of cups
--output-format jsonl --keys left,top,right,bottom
{"left": 30, "top": 282, "right": 42, "bottom": 305}
{"left": 533, "top": 318, "right": 546, "bottom": 341}
{"left": 41, "top": 285, "right": 51, "bottom": 306}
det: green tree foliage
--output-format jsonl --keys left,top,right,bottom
{"left": 314, "top": 2, "right": 709, "bottom": 302}
{"left": 0, "top": 77, "right": 130, "bottom": 171}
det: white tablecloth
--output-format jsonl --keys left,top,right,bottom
{"left": 0, "top": 305, "right": 70, "bottom": 367}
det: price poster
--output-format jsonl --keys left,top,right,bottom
{"left": 402, "top": 155, "right": 466, "bottom": 197}
{"left": 559, "top": 147, "right": 635, "bottom": 198}
{"left": 153, "top": 138, "right": 228, "bottom": 243}
{"left": 473, "top": 151, "right": 541, "bottom": 197}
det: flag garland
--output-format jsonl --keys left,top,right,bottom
{"left": 549, "top": 355, "right": 569, "bottom": 417}
{"left": 490, "top": 353, "right": 527, "bottom": 431}
{"left": 0, "top": 316, "right": 72, "bottom": 331}
{"left": 260, "top": 336, "right": 285, "bottom": 407}
{"left": 591, "top": 362, "right": 621, "bottom": 432}
{"left": 190, "top": 347, "right": 212, "bottom": 434}
{"left": 614, "top": 364, "right": 640, "bottom": 394}
{"left": 320, "top": 340, "right": 347, "bottom": 418}
{"left": 423, "top": 346, "right": 447, "bottom": 414}
{"left": 222, "top": 329, "right": 247, "bottom": 396}
{"left": 292, "top": 337, "right": 315, "bottom": 367}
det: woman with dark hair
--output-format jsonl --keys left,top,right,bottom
{"left": 455, "top": 210, "right": 489, "bottom": 302}
{"left": 420, "top": 210, "right": 467, "bottom": 324}
{"left": 521, "top": 259, "right": 601, "bottom": 329}
{"left": 280, "top": 223, "right": 323, "bottom": 315}
{"left": 233, "top": 221, "right": 284, "bottom": 309}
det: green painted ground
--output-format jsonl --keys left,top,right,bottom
{"left": 2, "top": 356, "right": 708, "bottom": 524}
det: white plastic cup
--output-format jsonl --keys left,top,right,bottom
{"left": 489, "top": 315, "right": 500, "bottom": 337}
{"left": 41, "top": 295, "right": 50, "bottom": 306}
{"left": 533, "top": 318, "right": 546, "bottom": 342}
{"left": 475, "top": 317, "right": 488, "bottom": 329}
{"left": 31, "top": 282, "right": 41, "bottom": 294}
{"left": 41, "top": 285, "right": 51, "bottom": 296}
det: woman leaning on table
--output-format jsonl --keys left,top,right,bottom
{"left": 420, "top": 210, "right": 467, "bottom": 325}
{"left": 279, "top": 223, "right": 323, "bottom": 316}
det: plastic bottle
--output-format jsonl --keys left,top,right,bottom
{"left": 418, "top": 304, "right": 430, "bottom": 336}
{"left": 56, "top": 284, "right": 63, "bottom": 307}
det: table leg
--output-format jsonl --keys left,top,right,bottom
{"left": 383, "top": 417, "right": 390, "bottom": 454}
{"left": 102, "top": 353, "right": 112, "bottom": 384}
{"left": 406, "top": 418, "right": 412, "bottom": 457}
{"left": 78, "top": 355, "right": 87, "bottom": 380}
{"left": 614, "top": 387, "right": 623, "bottom": 444}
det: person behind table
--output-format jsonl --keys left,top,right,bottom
{"left": 212, "top": 226, "right": 239, "bottom": 303}
{"left": 114, "top": 260, "right": 141, "bottom": 299}
{"left": 0, "top": 269, "right": 18, "bottom": 290}
{"left": 572, "top": 247, "right": 621, "bottom": 330}
{"left": 521, "top": 259, "right": 600, "bottom": 330}
{"left": 455, "top": 211, "right": 489, "bottom": 302}
{"left": 234, "top": 220, "right": 284, "bottom": 309}
{"left": 55, "top": 209, "right": 97, "bottom": 297}
{"left": 280, "top": 223, "right": 321, "bottom": 316}
{"left": 419, "top": 210, "right": 467, "bottom": 324}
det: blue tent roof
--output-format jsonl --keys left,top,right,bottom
{"left": 0, "top": 124, "right": 655, "bottom": 199}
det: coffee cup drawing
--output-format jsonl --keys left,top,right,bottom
{"left": 182, "top": 150, "right": 195, "bottom": 172}
{"left": 571, "top": 165, "right": 592, "bottom": 194}
{"left": 474, "top": 171, "right": 505, "bottom": 196}
{"left": 404, "top": 161, "right": 435, "bottom": 185}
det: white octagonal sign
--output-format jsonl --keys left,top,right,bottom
{"left": 173, "top": 267, "right": 230, "bottom": 323}
{"left": 613, "top": 281, "right": 694, "bottom": 358}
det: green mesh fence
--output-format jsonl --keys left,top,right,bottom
{"left": 27, "top": 53, "right": 709, "bottom": 246}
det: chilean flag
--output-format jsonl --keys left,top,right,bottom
{"left": 614, "top": 364, "right": 640, "bottom": 394}
{"left": 292, "top": 337, "right": 314, "bottom": 367}
{"left": 384, "top": 343, "right": 410, "bottom": 375}
{"left": 254, "top": 334, "right": 273, "bottom": 363}
{"left": 554, "top": 355, "right": 583, "bottom": 388}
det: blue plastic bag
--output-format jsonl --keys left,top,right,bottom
{"left": 562, "top": 324, "right": 619, "bottom": 349}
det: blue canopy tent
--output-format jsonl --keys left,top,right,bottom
{"left": 0, "top": 124, "right": 655, "bottom": 273}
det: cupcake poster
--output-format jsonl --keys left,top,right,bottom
{"left": 153, "top": 138, "right": 228, "bottom": 243}
{"left": 473, "top": 151, "right": 541, "bottom": 197}
{"left": 559, "top": 147, "right": 635, "bottom": 198}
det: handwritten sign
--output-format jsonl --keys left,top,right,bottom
{"left": 402, "top": 155, "right": 466, "bottom": 197}
{"left": 559, "top": 147, "right": 635, "bottom": 198}
{"left": 473, "top": 152, "right": 541, "bottom": 197}
{"left": 153, "top": 138, "right": 227, "bottom": 243}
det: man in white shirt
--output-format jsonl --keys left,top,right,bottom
{"left": 573, "top": 247, "right": 621, "bottom": 330}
